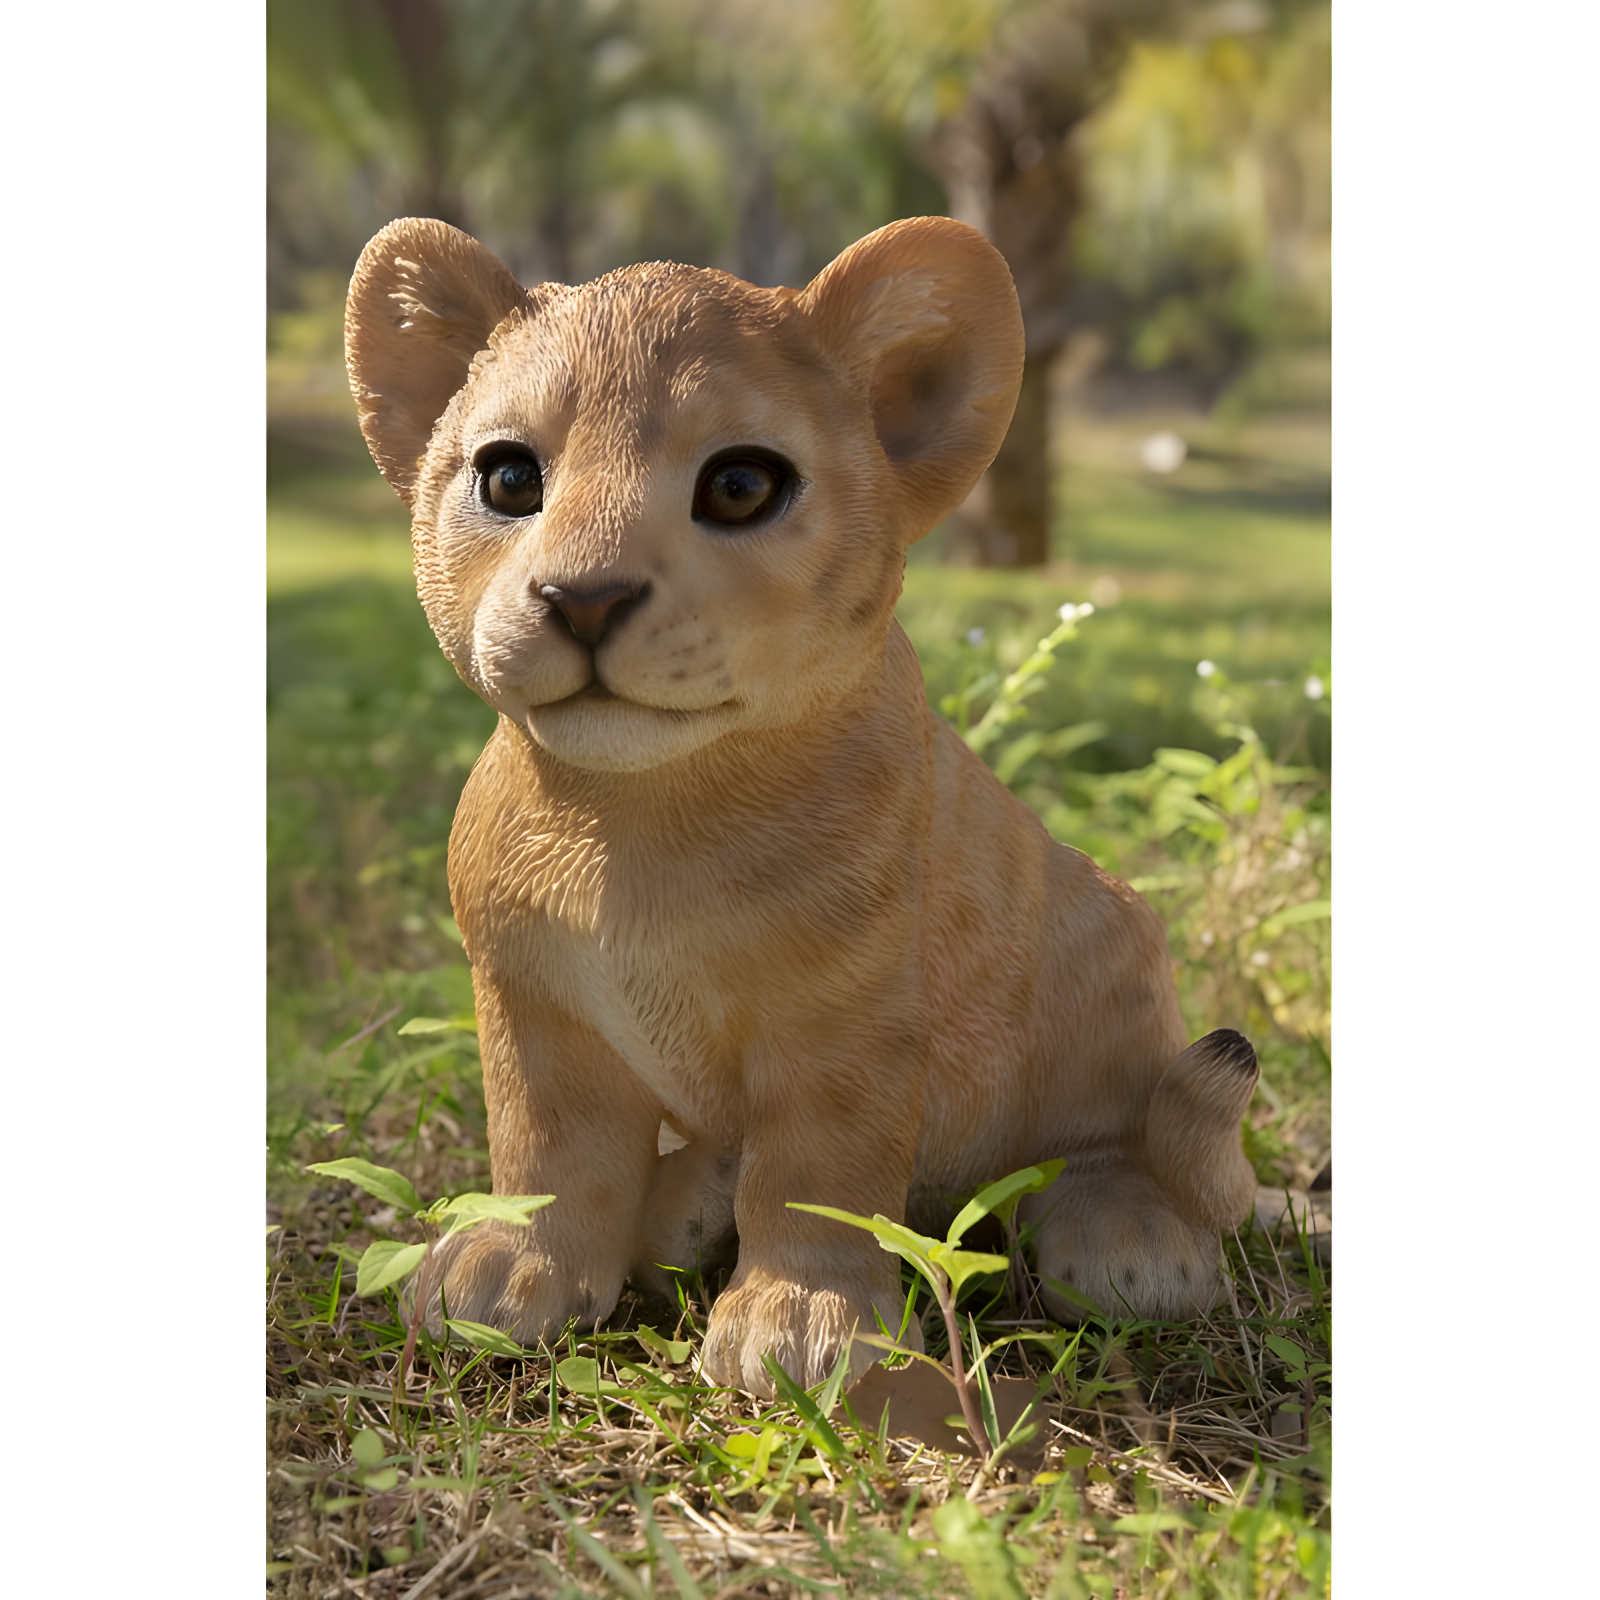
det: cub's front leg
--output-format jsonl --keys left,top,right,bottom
{"left": 413, "top": 971, "right": 661, "bottom": 1343}
{"left": 700, "top": 1029, "right": 928, "bottom": 1396}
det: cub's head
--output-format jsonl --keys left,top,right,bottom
{"left": 346, "top": 217, "right": 1023, "bottom": 772}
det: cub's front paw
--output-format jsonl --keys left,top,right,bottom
{"left": 409, "top": 1222, "right": 624, "bottom": 1345}
{"left": 699, "top": 1268, "right": 919, "bottom": 1396}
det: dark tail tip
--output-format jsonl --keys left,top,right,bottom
{"left": 1193, "top": 1027, "right": 1259, "bottom": 1077}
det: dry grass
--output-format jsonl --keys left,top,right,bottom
{"left": 268, "top": 1103, "right": 1330, "bottom": 1599}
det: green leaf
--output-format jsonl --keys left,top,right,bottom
{"left": 972, "top": 1316, "right": 1000, "bottom": 1449}
{"left": 444, "top": 1319, "right": 530, "bottom": 1357}
{"left": 853, "top": 1332, "right": 963, "bottom": 1382}
{"left": 635, "top": 1487, "right": 707, "bottom": 1600}
{"left": 428, "top": 1191, "right": 555, "bottom": 1234}
{"left": 635, "top": 1325, "right": 693, "bottom": 1365}
{"left": 760, "top": 1355, "right": 847, "bottom": 1461}
{"left": 931, "top": 1498, "right": 1026, "bottom": 1600}
{"left": 787, "top": 1203, "right": 941, "bottom": 1279}
{"left": 1153, "top": 748, "right": 1218, "bottom": 778}
{"left": 928, "top": 1240, "right": 1010, "bottom": 1299}
{"left": 544, "top": 1493, "right": 649, "bottom": 1600}
{"left": 305, "top": 1158, "right": 422, "bottom": 1216}
{"left": 1044, "top": 1278, "right": 1107, "bottom": 1324}
{"left": 948, "top": 1160, "right": 1067, "bottom": 1242}
{"left": 396, "top": 1014, "right": 478, "bottom": 1036}
{"left": 1043, "top": 720, "right": 1109, "bottom": 758}
{"left": 1111, "top": 1512, "right": 1191, "bottom": 1534}
{"left": 355, "top": 1240, "right": 427, "bottom": 1296}
{"left": 1262, "top": 1333, "right": 1309, "bottom": 1370}
{"left": 555, "top": 1356, "right": 627, "bottom": 1397}
{"left": 1261, "top": 898, "right": 1332, "bottom": 935}
{"left": 350, "top": 1429, "right": 385, "bottom": 1470}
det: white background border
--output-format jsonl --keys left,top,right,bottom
{"left": 4, "top": 2, "right": 1597, "bottom": 1592}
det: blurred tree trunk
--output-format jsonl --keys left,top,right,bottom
{"left": 374, "top": 0, "right": 465, "bottom": 227}
{"left": 922, "top": 0, "right": 1181, "bottom": 567}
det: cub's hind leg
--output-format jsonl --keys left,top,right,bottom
{"left": 1026, "top": 1157, "right": 1230, "bottom": 1320}
{"left": 1027, "top": 1029, "right": 1260, "bottom": 1321}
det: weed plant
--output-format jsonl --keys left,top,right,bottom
{"left": 268, "top": 433, "right": 1330, "bottom": 1596}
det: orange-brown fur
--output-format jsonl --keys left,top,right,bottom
{"left": 345, "top": 215, "right": 1259, "bottom": 1395}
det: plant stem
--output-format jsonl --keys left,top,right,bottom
{"left": 936, "top": 1276, "right": 990, "bottom": 1462}
{"left": 399, "top": 1235, "right": 436, "bottom": 1382}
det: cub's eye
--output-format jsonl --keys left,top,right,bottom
{"left": 693, "top": 454, "right": 790, "bottom": 527}
{"left": 477, "top": 448, "right": 544, "bottom": 518}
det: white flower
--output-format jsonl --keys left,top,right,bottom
{"left": 1196, "top": 660, "right": 1216, "bottom": 678}
{"left": 966, "top": 627, "right": 986, "bottom": 646}
{"left": 1304, "top": 675, "right": 1324, "bottom": 700}
{"left": 1058, "top": 601, "right": 1094, "bottom": 624}
{"left": 1140, "top": 431, "right": 1187, "bottom": 474}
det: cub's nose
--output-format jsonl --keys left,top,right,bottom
{"left": 538, "top": 581, "right": 649, "bottom": 647}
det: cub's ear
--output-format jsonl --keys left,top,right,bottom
{"left": 798, "top": 217, "right": 1024, "bottom": 536}
{"left": 345, "top": 218, "right": 533, "bottom": 503}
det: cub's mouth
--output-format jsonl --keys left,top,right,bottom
{"left": 522, "top": 683, "right": 743, "bottom": 773}
{"left": 539, "top": 680, "right": 736, "bottom": 716}
{"left": 556, "top": 681, "right": 620, "bottom": 706}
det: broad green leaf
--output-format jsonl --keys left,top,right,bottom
{"left": 430, "top": 1191, "right": 554, "bottom": 1234}
{"left": 928, "top": 1241, "right": 1009, "bottom": 1298}
{"left": 305, "top": 1158, "right": 422, "bottom": 1216}
{"left": 1262, "top": 1333, "right": 1309, "bottom": 1370}
{"left": 948, "top": 1159, "right": 1068, "bottom": 1242}
{"left": 396, "top": 1014, "right": 478, "bottom": 1036}
{"left": 1153, "top": 748, "right": 1217, "bottom": 778}
{"left": 555, "top": 1356, "right": 627, "bottom": 1397}
{"left": 350, "top": 1429, "right": 385, "bottom": 1469}
{"left": 444, "top": 1318, "right": 530, "bottom": 1357}
{"left": 635, "top": 1325, "right": 693, "bottom": 1365}
{"left": 355, "top": 1240, "right": 427, "bottom": 1296}
{"left": 1059, "top": 1445, "right": 1094, "bottom": 1468}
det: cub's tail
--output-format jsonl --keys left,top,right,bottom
{"left": 1143, "top": 1028, "right": 1260, "bottom": 1232}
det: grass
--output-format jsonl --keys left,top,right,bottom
{"left": 267, "top": 351, "right": 1330, "bottom": 1596}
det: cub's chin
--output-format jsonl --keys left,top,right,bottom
{"left": 522, "top": 693, "right": 742, "bottom": 773}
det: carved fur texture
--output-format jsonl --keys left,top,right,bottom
{"left": 345, "top": 215, "right": 1260, "bottom": 1396}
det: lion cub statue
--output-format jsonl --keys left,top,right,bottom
{"left": 345, "top": 214, "right": 1260, "bottom": 1396}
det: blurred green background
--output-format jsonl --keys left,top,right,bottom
{"left": 268, "top": 0, "right": 1329, "bottom": 1169}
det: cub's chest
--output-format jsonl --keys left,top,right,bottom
{"left": 516, "top": 891, "right": 750, "bottom": 1126}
